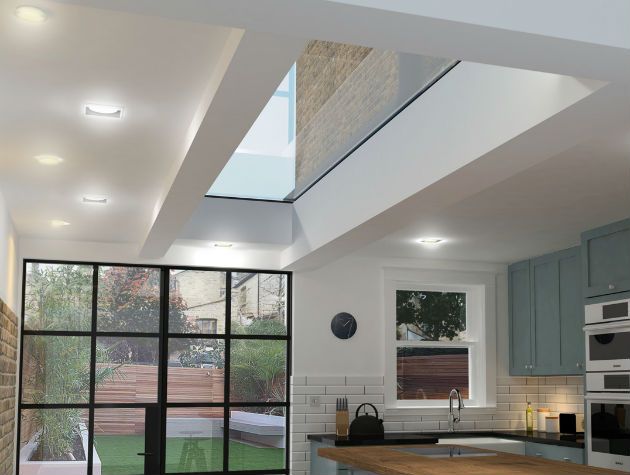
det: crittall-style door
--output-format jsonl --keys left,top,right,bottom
{"left": 17, "top": 261, "right": 291, "bottom": 475}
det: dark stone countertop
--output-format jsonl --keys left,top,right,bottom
{"left": 307, "top": 430, "right": 584, "bottom": 448}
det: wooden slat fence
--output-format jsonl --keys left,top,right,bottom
{"left": 94, "top": 364, "right": 224, "bottom": 434}
{"left": 397, "top": 354, "right": 469, "bottom": 400}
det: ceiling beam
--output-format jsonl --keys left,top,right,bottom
{"left": 139, "top": 30, "right": 306, "bottom": 258}
{"left": 281, "top": 65, "right": 628, "bottom": 270}
{"left": 56, "top": 0, "right": 630, "bottom": 82}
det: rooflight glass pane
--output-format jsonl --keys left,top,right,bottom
{"left": 208, "top": 68, "right": 296, "bottom": 201}
{"left": 208, "top": 42, "right": 456, "bottom": 201}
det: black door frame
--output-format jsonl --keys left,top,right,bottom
{"left": 17, "top": 259, "right": 292, "bottom": 475}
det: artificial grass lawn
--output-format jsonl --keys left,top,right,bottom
{"left": 95, "top": 435, "right": 284, "bottom": 475}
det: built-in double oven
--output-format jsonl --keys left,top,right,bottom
{"left": 585, "top": 297, "right": 630, "bottom": 471}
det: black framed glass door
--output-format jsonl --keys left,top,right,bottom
{"left": 92, "top": 406, "right": 160, "bottom": 475}
{"left": 17, "top": 261, "right": 291, "bottom": 475}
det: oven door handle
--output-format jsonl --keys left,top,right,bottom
{"left": 585, "top": 394, "right": 630, "bottom": 401}
{"left": 584, "top": 321, "right": 630, "bottom": 332}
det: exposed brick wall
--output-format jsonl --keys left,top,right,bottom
{"left": 294, "top": 40, "right": 455, "bottom": 194}
{"left": 0, "top": 299, "right": 17, "bottom": 475}
{"left": 295, "top": 47, "right": 399, "bottom": 191}
{"left": 296, "top": 41, "right": 372, "bottom": 134}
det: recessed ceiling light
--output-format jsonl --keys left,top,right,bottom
{"left": 84, "top": 103, "right": 123, "bottom": 119}
{"left": 51, "top": 219, "right": 70, "bottom": 227}
{"left": 15, "top": 5, "right": 48, "bottom": 23}
{"left": 213, "top": 242, "right": 233, "bottom": 248}
{"left": 35, "top": 154, "right": 64, "bottom": 166}
{"left": 82, "top": 195, "right": 108, "bottom": 205}
{"left": 417, "top": 237, "right": 444, "bottom": 245}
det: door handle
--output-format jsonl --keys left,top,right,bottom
{"left": 137, "top": 453, "right": 154, "bottom": 457}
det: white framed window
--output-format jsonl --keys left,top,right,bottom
{"left": 384, "top": 268, "right": 496, "bottom": 409}
{"left": 197, "top": 317, "right": 218, "bottom": 334}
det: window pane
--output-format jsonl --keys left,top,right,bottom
{"left": 24, "top": 263, "right": 93, "bottom": 331}
{"left": 94, "top": 408, "right": 147, "bottom": 475}
{"left": 165, "top": 408, "right": 224, "bottom": 473}
{"left": 397, "top": 347, "right": 469, "bottom": 400}
{"left": 19, "top": 409, "right": 89, "bottom": 473}
{"left": 396, "top": 290, "right": 466, "bottom": 341}
{"left": 169, "top": 270, "right": 226, "bottom": 334}
{"left": 230, "top": 340, "right": 286, "bottom": 402}
{"left": 168, "top": 338, "right": 225, "bottom": 403}
{"left": 95, "top": 337, "right": 159, "bottom": 403}
{"left": 231, "top": 273, "right": 287, "bottom": 335}
{"left": 228, "top": 407, "right": 285, "bottom": 471}
{"left": 97, "top": 266, "right": 160, "bottom": 333}
{"left": 21, "top": 335, "right": 91, "bottom": 404}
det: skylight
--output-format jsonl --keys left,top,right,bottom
{"left": 208, "top": 67, "right": 296, "bottom": 201}
{"left": 207, "top": 42, "right": 456, "bottom": 202}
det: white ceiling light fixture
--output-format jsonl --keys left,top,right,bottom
{"left": 15, "top": 5, "right": 48, "bottom": 24}
{"left": 84, "top": 103, "right": 124, "bottom": 119}
{"left": 417, "top": 237, "right": 445, "bottom": 245}
{"left": 213, "top": 242, "right": 233, "bottom": 248}
{"left": 82, "top": 195, "right": 108, "bottom": 205}
{"left": 51, "top": 219, "right": 71, "bottom": 227}
{"left": 35, "top": 154, "right": 64, "bottom": 165}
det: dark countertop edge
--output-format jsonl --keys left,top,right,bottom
{"left": 314, "top": 435, "right": 439, "bottom": 447}
{"left": 307, "top": 431, "right": 585, "bottom": 449}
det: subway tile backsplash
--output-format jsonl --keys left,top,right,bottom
{"left": 290, "top": 375, "right": 584, "bottom": 475}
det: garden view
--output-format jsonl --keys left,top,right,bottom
{"left": 20, "top": 263, "right": 288, "bottom": 475}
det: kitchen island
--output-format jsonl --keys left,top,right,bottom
{"left": 318, "top": 444, "right": 623, "bottom": 475}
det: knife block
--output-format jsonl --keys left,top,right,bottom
{"left": 336, "top": 410, "right": 349, "bottom": 437}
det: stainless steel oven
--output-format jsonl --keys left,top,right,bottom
{"left": 586, "top": 322, "right": 630, "bottom": 372}
{"left": 586, "top": 395, "right": 630, "bottom": 471}
{"left": 585, "top": 299, "right": 630, "bottom": 470}
{"left": 586, "top": 298, "right": 630, "bottom": 325}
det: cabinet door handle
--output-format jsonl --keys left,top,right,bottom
{"left": 609, "top": 284, "right": 616, "bottom": 290}
{"left": 535, "top": 453, "right": 543, "bottom": 457}
{"left": 562, "top": 457, "right": 571, "bottom": 462}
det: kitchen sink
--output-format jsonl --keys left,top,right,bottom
{"left": 394, "top": 446, "right": 497, "bottom": 458}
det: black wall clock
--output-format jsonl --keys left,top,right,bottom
{"left": 331, "top": 312, "right": 357, "bottom": 339}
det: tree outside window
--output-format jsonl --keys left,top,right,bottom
{"left": 396, "top": 290, "right": 470, "bottom": 400}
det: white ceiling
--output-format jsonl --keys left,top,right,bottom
{"left": 0, "top": 0, "right": 231, "bottom": 242}
{"left": 355, "top": 130, "right": 630, "bottom": 264}
{"left": 2, "top": 0, "right": 630, "bottom": 271}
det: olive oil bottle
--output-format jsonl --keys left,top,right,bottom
{"left": 526, "top": 402, "right": 534, "bottom": 432}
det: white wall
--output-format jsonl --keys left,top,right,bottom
{"left": 19, "top": 237, "right": 283, "bottom": 270}
{"left": 181, "top": 197, "right": 293, "bottom": 245}
{"left": 0, "top": 191, "right": 19, "bottom": 311}
{"left": 283, "top": 63, "right": 605, "bottom": 270}
{"left": 292, "top": 254, "right": 508, "bottom": 377}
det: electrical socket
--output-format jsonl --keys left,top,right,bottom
{"left": 309, "top": 396, "right": 321, "bottom": 407}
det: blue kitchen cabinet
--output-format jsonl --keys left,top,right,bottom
{"left": 530, "top": 253, "right": 562, "bottom": 375}
{"left": 509, "top": 260, "right": 533, "bottom": 375}
{"left": 558, "top": 248, "right": 585, "bottom": 373}
{"left": 525, "top": 442, "right": 584, "bottom": 464}
{"left": 582, "top": 218, "right": 630, "bottom": 298}
{"left": 509, "top": 247, "right": 583, "bottom": 376}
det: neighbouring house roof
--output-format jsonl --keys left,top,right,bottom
{"left": 233, "top": 272, "right": 256, "bottom": 288}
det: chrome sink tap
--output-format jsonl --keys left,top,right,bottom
{"left": 448, "top": 388, "right": 464, "bottom": 433}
